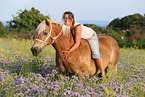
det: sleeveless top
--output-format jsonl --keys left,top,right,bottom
{"left": 74, "top": 22, "right": 94, "bottom": 39}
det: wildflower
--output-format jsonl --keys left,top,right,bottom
{"left": 108, "top": 81, "right": 114, "bottom": 85}
{"left": 126, "top": 87, "right": 132, "bottom": 91}
{"left": 14, "top": 93, "right": 24, "bottom": 97}
{"left": 40, "top": 89, "right": 47, "bottom": 95}
{"left": 3, "top": 88, "right": 9, "bottom": 91}
{"left": 72, "top": 92, "right": 80, "bottom": 96}
{"left": 14, "top": 89, "right": 20, "bottom": 93}
{"left": 72, "top": 75, "right": 79, "bottom": 80}
{"left": 51, "top": 69, "right": 58, "bottom": 74}
{"left": 65, "top": 90, "right": 72, "bottom": 94}
{"left": 113, "top": 86, "right": 120, "bottom": 92}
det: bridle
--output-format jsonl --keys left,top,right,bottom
{"left": 35, "top": 22, "right": 62, "bottom": 45}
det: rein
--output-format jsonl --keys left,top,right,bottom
{"left": 35, "top": 22, "right": 62, "bottom": 45}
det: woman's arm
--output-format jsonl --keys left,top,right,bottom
{"left": 61, "top": 25, "right": 82, "bottom": 59}
{"left": 69, "top": 25, "right": 82, "bottom": 52}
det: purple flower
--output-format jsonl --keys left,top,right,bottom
{"left": 72, "top": 76, "right": 79, "bottom": 80}
{"left": 52, "top": 91, "right": 58, "bottom": 95}
{"left": 65, "top": 90, "right": 72, "bottom": 94}
{"left": 132, "top": 75, "right": 138, "bottom": 78}
{"left": 30, "top": 84, "right": 39, "bottom": 89}
{"left": 108, "top": 81, "right": 114, "bottom": 85}
{"left": 114, "top": 93, "right": 122, "bottom": 97}
{"left": 119, "top": 65, "right": 124, "bottom": 68}
{"left": 113, "top": 86, "right": 120, "bottom": 92}
{"left": 97, "top": 84, "right": 106, "bottom": 90}
{"left": 142, "top": 87, "right": 145, "bottom": 92}
{"left": 75, "top": 83, "right": 83, "bottom": 87}
{"left": 67, "top": 87, "right": 72, "bottom": 90}
{"left": 72, "top": 92, "right": 80, "bottom": 96}
{"left": 125, "top": 82, "right": 132, "bottom": 87}
{"left": 126, "top": 87, "right": 132, "bottom": 91}
{"left": 35, "top": 74, "right": 42, "bottom": 77}
{"left": 40, "top": 89, "right": 47, "bottom": 95}
{"left": 3, "top": 88, "right": 9, "bottom": 91}
{"left": 52, "top": 87, "right": 59, "bottom": 90}
{"left": 14, "top": 93, "right": 24, "bottom": 97}
{"left": 31, "top": 89, "right": 37, "bottom": 94}
{"left": 14, "top": 89, "right": 20, "bottom": 93}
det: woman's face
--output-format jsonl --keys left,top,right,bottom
{"left": 63, "top": 14, "right": 73, "bottom": 27}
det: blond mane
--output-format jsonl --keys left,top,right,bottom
{"left": 60, "top": 23, "right": 70, "bottom": 36}
{"left": 35, "top": 19, "right": 70, "bottom": 36}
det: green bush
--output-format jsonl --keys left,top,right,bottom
{"left": 11, "top": 35, "right": 18, "bottom": 39}
{"left": 0, "top": 34, "right": 9, "bottom": 38}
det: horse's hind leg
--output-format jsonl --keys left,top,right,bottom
{"left": 77, "top": 72, "right": 85, "bottom": 80}
{"left": 113, "top": 65, "right": 117, "bottom": 76}
{"left": 106, "top": 63, "right": 117, "bottom": 76}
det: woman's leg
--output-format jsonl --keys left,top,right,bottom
{"left": 87, "top": 32, "right": 105, "bottom": 76}
{"left": 95, "top": 58, "right": 105, "bottom": 75}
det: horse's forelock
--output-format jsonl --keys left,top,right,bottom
{"left": 35, "top": 21, "right": 46, "bottom": 35}
{"left": 35, "top": 20, "right": 70, "bottom": 36}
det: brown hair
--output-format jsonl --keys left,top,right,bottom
{"left": 62, "top": 11, "right": 75, "bottom": 26}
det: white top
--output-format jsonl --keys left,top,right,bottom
{"left": 74, "top": 22, "right": 94, "bottom": 39}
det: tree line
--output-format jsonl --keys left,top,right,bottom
{"left": 85, "top": 13, "right": 145, "bottom": 48}
{"left": 0, "top": 7, "right": 50, "bottom": 39}
{"left": 0, "top": 7, "right": 145, "bottom": 48}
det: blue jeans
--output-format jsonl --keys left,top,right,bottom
{"left": 87, "top": 32, "right": 101, "bottom": 59}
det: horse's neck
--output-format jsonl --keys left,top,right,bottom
{"left": 52, "top": 28, "right": 74, "bottom": 54}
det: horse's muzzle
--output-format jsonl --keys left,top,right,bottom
{"left": 31, "top": 46, "right": 42, "bottom": 56}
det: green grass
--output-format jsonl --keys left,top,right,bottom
{"left": 0, "top": 39, "right": 144, "bottom": 97}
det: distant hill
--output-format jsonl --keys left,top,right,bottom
{"left": 76, "top": 20, "right": 109, "bottom": 27}
{"left": 2, "top": 20, "right": 110, "bottom": 27}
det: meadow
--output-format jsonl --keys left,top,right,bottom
{"left": 0, "top": 39, "right": 144, "bottom": 97}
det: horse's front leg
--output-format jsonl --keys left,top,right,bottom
{"left": 56, "top": 53, "right": 66, "bottom": 78}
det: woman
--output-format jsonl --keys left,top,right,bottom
{"left": 61, "top": 11, "right": 105, "bottom": 76}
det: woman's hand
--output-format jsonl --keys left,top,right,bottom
{"left": 61, "top": 51, "right": 71, "bottom": 59}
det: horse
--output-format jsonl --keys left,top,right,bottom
{"left": 31, "top": 19, "right": 120, "bottom": 80}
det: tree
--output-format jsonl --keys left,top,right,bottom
{"left": 108, "top": 18, "right": 121, "bottom": 29}
{"left": 83, "top": 24, "right": 105, "bottom": 34}
{"left": 108, "top": 13, "right": 145, "bottom": 30}
{"left": 8, "top": 7, "right": 50, "bottom": 37}
{"left": 0, "top": 21, "right": 7, "bottom": 36}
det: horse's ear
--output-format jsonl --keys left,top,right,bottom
{"left": 45, "top": 19, "right": 50, "bottom": 26}
{"left": 37, "top": 18, "right": 42, "bottom": 23}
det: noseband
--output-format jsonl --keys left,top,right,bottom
{"left": 35, "top": 22, "right": 62, "bottom": 45}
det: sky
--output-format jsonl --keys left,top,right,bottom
{"left": 0, "top": 0, "right": 145, "bottom": 22}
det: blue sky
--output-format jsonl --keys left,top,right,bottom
{"left": 0, "top": 0, "right": 145, "bottom": 22}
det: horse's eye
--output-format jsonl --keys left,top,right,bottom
{"left": 43, "top": 32, "right": 48, "bottom": 36}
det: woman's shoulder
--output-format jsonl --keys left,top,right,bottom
{"left": 74, "top": 22, "right": 81, "bottom": 26}
{"left": 74, "top": 22, "right": 82, "bottom": 29}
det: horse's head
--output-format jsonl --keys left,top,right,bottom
{"left": 31, "top": 18, "right": 62, "bottom": 56}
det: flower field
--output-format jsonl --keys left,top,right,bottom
{"left": 0, "top": 39, "right": 145, "bottom": 97}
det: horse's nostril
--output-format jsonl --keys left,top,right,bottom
{"left": 34, "top": 47, "right": 38, "bottom": 53}
{"left": 31, "top": 47, "right": 38, "bottom": 54}
{"left": 31, "top": 46, "right": 41, "bottom": 56}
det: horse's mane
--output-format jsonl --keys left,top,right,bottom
{"left": 35, "top": 19, "right": 70, "bottom": 36}
{"left": 60, "top": 23, "right": 70, "bottom": 36}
